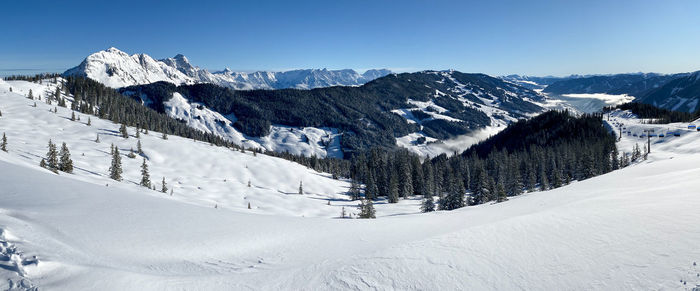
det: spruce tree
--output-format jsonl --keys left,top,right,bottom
{"left": 137, "top": 140, "right": 143, "bottom": 154}
{"left": 161, "top": 177, "right": 168, "bottom": 193}
{"left": 58, "top": 142, "right": 73, "bottom": 173}
{"left": 95, "top": 133, "right": 100, "bottom": 143}
{"left": 46, "top": 140, "right": 59, "bottom": 173}
{"left": 28, "top": 89, "right": 33, "bottom": 99}
{"left": 298, "top": 180, "right": 303, "bottom": 194}
{"left": 348, "top": 180, "right": 361, "bottom": 200}
{"left": 421, "top": 193, "right": 435, "bottom": 213}
{"left": 358, "top": 198, "right": 376, "bottom": 219}
{"left": 496, "top": 182, "right": 507, "bottom": 202}
{"left": 135, "top": 128, "right": 140, "bottom": 138}
{"left": 1, "top": 133, "right": 6, "bottom": 152}
{"left": 71, "top": 111, "right": 76, "bottom": 121}
{"left": 140, "top": 158, "right": 151, "bottom": 188}
{"left": 119, "top": 124, "right": 128, "bottom": 138}
{"left": 87, "top": 117, "right": 91, "bottom": 126}
{"left": 109, "top": 146, "right": 122, "bottom": 181}
{"left": 387, "top": 172, "right": 399, "bottom": 203}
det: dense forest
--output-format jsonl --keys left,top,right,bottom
{"left": 348, "top": 110, "right": 622, "bottom": 210}
{"left": 119, "top": 71, "right": 544, "bottom": 154}
{"left": 604, "top": 102, "right": 699, "bottom": 123}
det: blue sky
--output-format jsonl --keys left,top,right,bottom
{"left": 2, "top": 0, "right": 699, "bottom": 76}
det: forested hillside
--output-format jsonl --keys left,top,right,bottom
{"left": 121, "top": 71, "right": 545, "bottom": 154}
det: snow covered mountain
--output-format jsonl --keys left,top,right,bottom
{"left": 1, "top": 78, "right": 700, "bottom": 290}
{"left": 63, "top": 47, "right": 391, "bottom": 90}
{"left": 121, "top": 70, "right": 547, "bottom": 158}
{"left": 636, "top": 71, "right": 700, "bottom": 112}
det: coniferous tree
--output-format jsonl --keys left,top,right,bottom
{"left": 348, "top": 180, "right": 361, "bottom": 200}
{"left": 71, "top": 111, "right": 76, "bottom": 121}
{"left": 87, "top": 117, "right": 91, "bottom": 126}
{"left": 58, "top": 142, "right": 73, "bottom": 173}
{"left": 46, "top": 140, "right": 59, "bottom": 173}
{"left": 137, "top": 140, "right": 143, "bottom": 154}
{"left": 39, "top": 158, "right": 46, "bottom": 168}
{"left": 0, "top": 133, "right": 6, "bottom": 152}
{"left": 358, "top": 198, "right": 376, "bottom": 219}
{"left": 28, "top": 89, "right": 33, "bottom": 99}
{"left": 119, "top": 124, "right": 128, "bottom": 138}
{"left": 95, "top": 133, "right": 100, "bottom": 143}
{"left": 161, "top": 177, "right": 168, "bottom": 193}
{"left": 496, "top": 182, "right": 507, "bottom": 202}
{"left": 162, "top": 132, "right": 168, "bottom": 140}
{"left": 140, "top": 158, "right": 151, "bottom": 188}
{"left": 109, "top": 146, "right": 122, "bottom": 181}
{"left": 135, "top": 127, "right": 140, "bottom": 138}
{"left": 387, "top": 172, "right": 399, "bottom": 203}
{"left": 421, "top": 193, "right": 435, "bottom": 213}
{"left": 298, "top": 181, "right": 303, "bottom": 194}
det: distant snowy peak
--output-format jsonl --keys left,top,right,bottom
{"left": 63, "top": 47, "right": 196, "bottom": 88}
{"left": 212, "top": 68, "right": 392, "bottom": 90}
{"left": 64, "top": 47, "right": 392, "bottom": 90}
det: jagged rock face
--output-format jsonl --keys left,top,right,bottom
{"left": 64, "top": 47, "right": 391, "bottom": 89}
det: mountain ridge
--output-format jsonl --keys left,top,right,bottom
{"left": 63, "top": 47, "right": 392, "bottom": 90}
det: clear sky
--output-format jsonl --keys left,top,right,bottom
{"left": 2, "top": 0, "right": 699, "bottom": 76}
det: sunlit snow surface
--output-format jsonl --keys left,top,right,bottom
{"left": 1, "top": 80, "right": 700, "bottom": 290}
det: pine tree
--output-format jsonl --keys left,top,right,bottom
{"left": 348, "top": 180, "right": 361, "bottom": 200}
{"left": 87, "top": 117, "right": 91, "bottom": 126}
{"left": 71, "top": 111, "right": 76, "bottom": 121}
{"left": 135, "top": 128, "right": 140, "bottom": 138}
{"left": 358, "top": 198, "right": 376, "bottom": 219}
{"left": 95, "top": 133, "right": 100, "bottom": 143}
{"left": 119, "top": 124, "right": 128, "bottom": 138}
{"left": 28, "top": 89, "right": 33, "bottom": 99}
{"left": 340, "top": 207, "right": 347, "bottom": 218}
{"left": 421, "top": 194, "right": 435, "bottom": 213}
{"left": 298, "top": 181, "right": 303, "bottom": 194}
{"left": 496, "top": 182, "right": 507, "bottom": 202}
{"left": 387, "top": 172, "right": 399, "bottom": 203}
{"left": 109, "top": 146, "right": 122, "bottom": 181}
{"left": 46, "top": 140, "right": 59, "bottom": 173}
{"left": 1, "top": 133, "right": 7, "bottom": 152}
{"left": 58, "top": 142, "right": 73, "bottom": 173}
{"left": 140, "top": 158, "right": 151, "bottom": 188}
{"left": 161, "top": 177, "right": 168, "bottom": 193}
{"left": 137, "top": 140, "right": 143, "bottom": 154}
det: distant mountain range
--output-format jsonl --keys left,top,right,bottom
{"left": 63, "top": 47, "right": 391, "bottom": 90}
{"left": 503, "top": 71, "right": 700, "bottom": 113}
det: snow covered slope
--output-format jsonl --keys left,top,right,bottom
{"left": 63, "top": 48, "right": 391, "bottom": 90}
{"left": 2, "top": 79, "right": 700, "bottom": 290}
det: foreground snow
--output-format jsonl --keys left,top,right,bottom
{"left": 1, "top": 80, "right": 700, "bottom": 290}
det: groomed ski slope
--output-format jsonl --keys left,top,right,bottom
{"left": 1, "top": 80, "right": 700, "bottom": 290}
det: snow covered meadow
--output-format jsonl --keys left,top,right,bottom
{"left": 1, "top": 79, "right": 699, "bottom": 290}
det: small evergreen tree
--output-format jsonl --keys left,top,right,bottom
{"left": 87, "top": 117, "right": 91, "bottom": 126}
{"left": 46, "top": 140, "right": 59, "bottom": 173}
{"left": 95, "top": 133, "right": 100, "bottom": 143}
{"left": 28, "top": 89, "right": 33, "bottom": 99}
{"left": 137, "top": 140, "right": 143, "bottom": 154}
{"left": 39, "top": 158, "right": 46, "bottom": 168}
{"left": 58, "top": 142, "right": 73, "bottom": 173}
{"left": 71, "top": 111, "right": 76, "bottom": 121}
{"left": 109, "top": 146, "right": 123, "bottom": 181}
{"left": 358, "top": 198, "right": 376, "bottom": 219}
{"left": 1, "top": 133, "right": 7, "bottom": 152}
{"left": 119, "top": 124, "right": 128, "bottom": 138}
{"left": 421, "top": 194, "right": 435, "bottom": 213}
{"left": 162, "top": 132, "right": 168, "bottom": 140}
{"left": 298, "top": 180, "right": 303, "bottom": 194}
{"left": 140, "top": 158, "right": 151, "bottom": 188}
{"left": 348, "top": 180, "right": 361, "bottom": 200}
{"left": 161, "top": 177, "right": 168, "bottom": 193}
